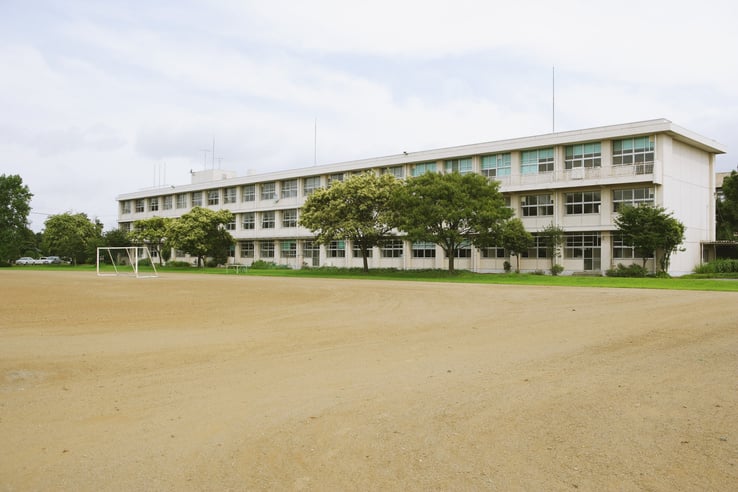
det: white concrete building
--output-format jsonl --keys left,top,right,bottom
{"left": 117, "top": 119, "right": 725, "bottom": 275}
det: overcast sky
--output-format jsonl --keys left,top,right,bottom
{"left": 2, "top": 0, "right": 737, "bottom": 232}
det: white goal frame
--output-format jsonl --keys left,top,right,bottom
{"left": 96, "top": 246, "right": 159, "bottom": 278}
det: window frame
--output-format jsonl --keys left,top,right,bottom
{"left": 565, "top": 142, "right": 602, "bottom": 169}
{"left": 521, "top": 194, "right": 554, "bottom": 217}
{"left": 481, "top": 153, "right": 512, "bottom": 178}
{"left": 521, "top": 148, "right": 554, "bottom": 175}
{"left": 565, "top": 191, "right": 601, "bottom": 215}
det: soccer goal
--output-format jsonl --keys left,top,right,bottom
{"left": 96, "top": 246, "right": 159, "bottom": 278}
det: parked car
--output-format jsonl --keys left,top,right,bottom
{"left": 34, "top": 257, "right": 52, "bottom": 264}
{"left": 15, "top": 257, "right": 36, "bottom": 265}
{"left": 45, "top": 256, "right": 62, "bottom": 264}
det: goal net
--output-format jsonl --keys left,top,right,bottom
{"left": 96, "top": 246, "right": 159, "bottom": 278}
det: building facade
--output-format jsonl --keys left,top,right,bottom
{"left": 117, "top": 119, "right": 725, "bottom": 276}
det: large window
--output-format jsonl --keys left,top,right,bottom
{"left": 281, "top": 240, "right": 297, "bottom": 258}
{"left": 261, "top": 211, "right": 275, "bottom": 229}
{"left": 240, "top": 241, "right": 254, "bottom": 258}
{"left": 327, "top": 240, "right": 346, "bottom": 258}
{"left": 225, "top": 218, "right": 236, "bottom": 231}
{"left": 121, "top": 201, "right": 131, "bottom": 214}
{"left": 411, "top": 162, "right": 437, "bottom": 176}
{"left": 176, "top": 194, "right": 187, "bottom": 209}
{"left": 282, "top": 209, "right": 298, "bottom": 228}
{"left": 565, "top": 143, "right": 601, "bottom": 169}
{"left": 281, "top": 179, "right": 298, "bottom": 198}
{"left": 259, "top": 240, "right": 274, "bottom": 258}
{"left": 149, "top": 197, "right": 159, "bottom": 212}
{"left": 522, "top": 234, "right": 548, "bottom": 258}
{"left": 481, "top": 153, "right": 512, "bottom": 178}
{"left": 613, "top": 188, "right": 654, "bottom": 212}
{"left": 521, "top": 148, "right": 554, "bottom": 174}
{"left": 327, "top": 173, "right": 344, "bottom": 187}
{"left": 612, "top": 233, "right": 653, "bottom": 259}
{"left": 412, "top": 241, "right": 436, "bottom": 258}
{"left": 135, "top": 199, "right": 145, "bottom": 213}
{"left": 224, "top": 187, "right": 237, "bottom": 204}
{"left": 242, "top": 212, "right": 255, "bottom": 230}
{"left": 304, "top": 176, "right": 321, "bottom": 196}
{"left": 521, "top": 194, "right": 554, "bottom": 217}
{"left": 445, "top": 158, "right": 472, "bottom": 174}
{"left": 191, "top": 192, "right": 202, "bottom": 207}
{"left": 381, "top": 239, "right": 404, "bottom": 258}
{"left": 613, "top": 136, "right": 655, "bottom": 174}
{"left": 481, "top": 246, "right": 506, "bottom": 258}
{"left": 352, "top": 243, "right": 373, "bottom": 258}
{"left": 564, "top": 233, "right": 601, "bottom": 258}
{"left": 452, "top": 241, "right": 472, "bottom": 258}
{"left": 207, "top": 189, "right": 219, "bottom": 206}
{"left": 303, "top": 240, "right": 320, "bottom": 258}
{"left": 383, "top": 166, "right": 404, "bottom": 178}
{"left": 261, "top": 182, "right": 276, "bottom": 200}
{"left": 242, "top": 184, "right": 255, "bottom": 202}
{"left": 163, "top": 196, "right": 173, "bottom": 210}
{"left": 565, "top": 191, "right": 601, "bottom": 215}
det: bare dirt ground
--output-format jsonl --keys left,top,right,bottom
{"left": 1, "top": 270, "right": 736, "bottom": 491}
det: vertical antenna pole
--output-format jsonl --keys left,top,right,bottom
{"left": 212, "top": 137, "right": 215, "bottom": 169}
{"left": 552, "top": 65, "right": 555, "bottom": 133}
{"left": 314, "top": 118, "right": 317, "bottom": 166}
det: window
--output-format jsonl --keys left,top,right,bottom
{"left": 452, "top": 241, "right": 472, "bottom": 258}
{"left": 445, "top": 158, "right": 472, "bottom": 174}
{"left": 481, "top": 246, "right": 506, "bottom": 258}
{"left": 613, "top": 188, "right": 655, "bottom": 212}
{"left": 149, "top": 197, "right": 159, "bottom": 212}
{"left": 225, "top": 218, "right": 236, "bottom": 231}
{"left": 521, "top": 148, "right": 554, "bottom": 174}
{"left": 327, "top": 173, "right": 344, "bottom": 187}
{"left": 259, "top": 240, "right": 274, "bottom": 258}
{"left": 522, "top": 234, "right": 549, "bottom": 258}
{"left": 613, "top": 136, "right": 655, "bottom": 174}
{"left": 135, "top": 199, "right": 145, "bottom": 213}
{"left": 352, "top": 243, "right": 373, "bottom": 258}
{"left": 207, "top": 189, "right": 219, "bottom": 206}
{"left": 304, "top": 176, "right": 321, "bottom": 196}
{"left": 191, "top": 192, "right": 202, "bottom": 207}
{"left": 564, "top": 233, "right": 601, "bottom": 258}
{"left": 565, "top": 191, "right": 601, "bottom": 214}
{"left": 327, "top": 240, "right": 346, "bottom": 258}
{"left": 282, "top": 209, "right": 298, "bottom": 228}
{"left": 281, "top": 240, "right": 297, "bottom": 258}
{"left": 412, "top": 241, "right": 436, "bottom": 258}
{"left": 481, "top": 153, "right": 512, "bottom": 178}
{"left": 176, "top": 194, "right": 188, "bottom": 209}
{"left": 521, "top": 194, "right": 554, "bottom": 217}
{"left": 381, "top": 239, "right": 404, "bottom": 258}
{"left": 383, "top": 166, "right": 404, "bottom": 178}
{"left": 224, "top": 187, "right": 237, "bottom": 204}
{"left": 242, "top": 184, "right": 255, "bottom": 202}
{"left": 565, "top": 143, "right": 601, "bottom": 169}
{"left": 260, "top": 182, "right": 276, "bottom": 200}
{"left": 281, "top": 179, "right": 298, "bottom": 198}
{"left": 121, "top": 201, "right": 131, "bottom": 214}
{"left": 163, "top": 195, "right": 173, "bottom": 210}
{"left": 303, "top": 240, "right": 320, "bottom": 258}
{"left": 411, "top": 162, "right": 437, "bottom": 176}
{"left": 612, "top": 233, "right": 653, "bottom": 259}
{"left": 242, "top": 212, "right": 255, "bottom": 230}
{"left": 261, "top": 211, "right": 275, "bottom": 229}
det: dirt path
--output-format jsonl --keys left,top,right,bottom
{"left": 1, "top": 270, "right": 736, "bottom": 490}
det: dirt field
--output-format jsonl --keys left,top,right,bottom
{"left": 1, "top": 270, "right": 737, "bottom": 491}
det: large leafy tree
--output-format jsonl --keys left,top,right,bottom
{"left": 43, "top": 212, "right": 103, "bottom": 265}
{"left": 716, "top": 170, "right": 738, "bottom": 240}
{"left": 129, "top": 216, "right": 172, "bottom": 265}
{"left": 166, "top": 207, "right": 234, "bottom": 267}
{"left": 396, "top": 172, "right": 512, "bottom": 272}
{"left": 0, "top": 174, "right": 33, "bottom": 265}
{"left": 615, "top": 205, "right": 685, "bottom": 274}
{"left": 539, "top": 222, "right": 566, "bottom": 273}
{"left": 300, "top": 172, "right": 402, "bottom": 272}
{"left": 500, "top": 218, "right": 534, "bottom": 273}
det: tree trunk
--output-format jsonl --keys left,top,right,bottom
{"left": 448, "top": 249, "right": 455, "bottom": 273}
{"left": 362, "top": 247, "right": 369, "bottom": 273}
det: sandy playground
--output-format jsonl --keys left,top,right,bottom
{"left": 1, "top": 269, "right": 737, "bottom": 491}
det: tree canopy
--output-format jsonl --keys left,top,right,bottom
{"left": 300, "top": 172, "right": 402, "bottom": 272}
{"left": 396, "top": 172, "right": 512, "bottom": 272}
{"left": 615, "top": 205, "right": 685, "bottom": 274}
{"left": 0, "top": 174, "right": 33, "bottom": 265}
{"left": 129, "top": 216, "right": 172, "bottom": 265}
{"left": 717, "top": 170, "right": 738, "bottom": 240}
{"left": 165, "top": 207, "right": 234, "bottom": 266}
{"left": 43, "top": 212, "right": 103, "bottom": 265}
{"left": 500, "top": 218, "right": 534, "bottom": 273}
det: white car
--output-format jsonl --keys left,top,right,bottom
{"left": 34, "top": 257, "right": 52, "bottom": 264}
{"left": 15, "top": 257, "right": 36, "bottom": 265}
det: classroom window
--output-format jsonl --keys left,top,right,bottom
{"left": 565, "top": 143, "right": 602, "bottom": 169}
{"left": 383, "top": 166, "right": 404, "bottom": 178}
{"left": 564, "top": 232, "right": 601, "bottom": 258}
{"left": 451, "top": 241, "right": 472, "bottom": 258}
{"left": 327, "top": 240, "right": 346, "bottom": 258}
{"left": 282, "top": 209, "right": 298, "bottom": 228}
{"left": 239, "top": 241, "right": 254, "bottom": 258}
{"left": 261, "top": 182, "right": 276, "bottom": 200}
{"left": 242, "top": 212, "right": 255, "bottom": 230}
{"left": 521, "top": 194, "right": 554, "bottom": 217}
{"left": 327, "top": 173, "right": 344, "bottom": 187}
{"left": 224, "top": 187, "right": 237, "bottom": 204}
{"left": 522, "top": 234, "right": 549, "bottom": 259}
{"left": 412, "top": 241, "right": 436, "bottom": 258}
{"left": 281, "top": 240, "right": 297, "bottom": 258}
{"left": 521, "top": 148, "right": 554, "bottom": 174}
{"left": 242, "top": 185, "right": 255, "bottom": 202}
{"left": 411, "top": 162, "right": 437, "bottom": 176}
{"left": 259, "top": 240, "right": 274, "bottom": 258}
{"left": 121, "top": 201, "right": 131, "bottom": 214}
{"left": 613, "top": 136, "right": 655, "bottom": 174}
{"left": 225, "top": 218, "right": 236, "bottom": 231}
{"left": 149, "top": 197, "right": 159, "bottom": 212}
{"left": 176, "top": 194, "right": 188, "bottom": 209}
{"left": 281, "top": 179, "right": 298, "bottom": 198}
{"left": 352, "top": 243, "right": 373, "bottom": 258}
{"left": 303, "top": 176, "right": 321, "bottom": 196}
{"left": 481, "top": 153, "right": 512, "bottom": 178}
{"left": 207, "top": 189, "right": 219, "bottom": 206}
{"left": 135, "top": 199, "right": 145, "bottom": 213}
{"left": 445, "top": 158, "right": 472, "bottom": 174}
{"left": 481, "top": 246, "right": 506, "bottom": 258}
{"left": 191, "top": 192, "right": 202, "bottom": 206}
{"left": 261, "top": 211, "right": 275, "bottom": 229}
{"left": 381, "top": 239, "right": 404, "bottom": 258}
{"left": 565, "top": 191, "right": 601, "bottom": 214}
{"left": 163, "top": 196, "right": 173, "bottom": 210}
{"left": 612, "top": 188, "right": 655, "bottom": 212}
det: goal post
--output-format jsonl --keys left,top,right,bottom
{"left": 96, "top": 246, "right": 159, "bottom": 278}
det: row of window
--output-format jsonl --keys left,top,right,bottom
{"left": 230, "top": 233, "right": 647, "bottom": 261}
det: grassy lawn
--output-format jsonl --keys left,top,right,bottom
{"left": 14, "top": 263, "right": 738, "bottom": 292}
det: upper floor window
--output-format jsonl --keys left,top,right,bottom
{"left": 613, "top": 136, "right": 655, "bottom": 174}
{"left": 521, "top": 148, "right": 554, "bottom": 175}
{"left": 612, "top": 188, "right": 654, "bottom": 212}
{"left": 383, "top": 166, "right": 404, "bottom": 179}
{"left": 261, "top": 182, "right": 276, "bottom": 200}
{"left": 224, "top": 187, "right": 237, "bottom": 204}
{"left": 121, "top": 201, "right": 131, "bottom": 214}
{"left": 261, "top": 211, "right": 275, "bottom": 229}
{"left": 445, "top": 158, "right": 472, "bottom": 174}
{"left": 521, "top": 194, "right": 554, "bottom": 217}
{"left": 565, "top": 191, "right": 601, "bottom": 215}
{"left": 282, "top": 209, "right": 298, "bottom": 228}
{"left": 242, "top": 184, "right": 255, "bottom": 202}
{"left": 565, "top": 143, "right": 601, "bottom": 169}
{"left": 149, "top": 197, "right": 159, "bottom": 212}
{"left": 481, "top": 153, "right": 512, "bottom": 178}
{"left": 163, "top": 196, "right": 173, "bottom": 210}
{"left": 411, "top": 162, "right": 437, "bottom": 176}
{"left": 191, "top": 192, "right": 202, "bottom": 207}
{"left": 135, "top": 199, "right": 145, "bottom": 213}
{"left": 327, "top": 173, "right": 344, "bottom": 187}
{"left": 242, "top": 212, "right": 255, "bottom": 230}
{"left": 225, "top": 218, "right": 236, "bottom": 231}
{"left": 281, "top": 179, "right": 298, "bottom": 198}
{"left": 176, "top": 194, "right": 188, "bottom": 209}
{"left": 207, "top": 189, "right": 219, "bottom": 206}
{"left": 304, "top": 176, "right": 321, "bottom": 196}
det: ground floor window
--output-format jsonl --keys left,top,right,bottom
{"left": 522, "top": 234, "right": 548, "bottom": 259}
{"left": 481, "top": 246, "right": 506, "bottom": 258}
{"left": 281, "top": 240, "right": 297, "bottom": 258}
{"left": 327, "top": 240, "right": 346, "bottom": 258}
{"left": 450, "top": 241, "right": 472, "bottom": 258}
{"left": 352, "top": 243, "right": 373, "bottom": 258}
{"left": 412, "top": 241, "right": 436, "bottom": 258}
{"left": 564, "top": 232, "right": 601, "bottom": 258}
{"left": 260, "top": 240, "right": 275, "bottom": 258}
{"left": 381, "top": 239, "right": 404, "bottom": 258}
{"left": 612, "top": 233, "right": 653, "bottom": 259}
{"left": 240, "top": 241, "right": 254, "bottom": 258}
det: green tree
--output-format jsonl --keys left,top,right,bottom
{"left": 300, "top": 172, "right": 402, "bottom": 272}
{"left": 165, "top": 207, "right": 234, "bottom": 267}
{"left": 615, "top": 205, "right": 685, "bottom": 274}
{"left": 396, "top": 172, "right": 512, "bottom": 273}
{"left": 0, "top": 174, "right": 33, "bottom": 266}
{"left": 716, "top": 170, "right": 738, "bottom": 240}
{"left": 540, "top": 222, "right": 566, "bottom": 274}
{"left": 129, "top": 216, "right": 172, "bottom": 265}
{"left": 102, "top": 228, "right": 132, "bottom": 248}
{"left": 42, "top": 212, "right": 102, "bottom": 265}
{"left": 500, "top": 218, "right": 534, "bottom": 273}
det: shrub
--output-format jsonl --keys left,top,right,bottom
{"left": 166, "top": 261, "right": 192, "bottom": 268}
{"left": 250, "top": 260, "right": 291, "bottom": 270}
{"left": 503, "top": 260, "right": 511, "bottom": 273}
{"left": 693, "top": 259, "right": 738, "bottom": 274}
{"left": 606, "top": 263, "right": 648, "bottom": 277}
{"left": 550, "top": 264, "right": 564, "bottom": 276}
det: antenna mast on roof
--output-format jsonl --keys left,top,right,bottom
{"left": 552, "top": 65, "right": 555, "bottom": 133}
{"left": 314, "top": 117, "right": 317, "bottom": 166}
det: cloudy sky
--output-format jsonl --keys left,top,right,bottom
{"left": 2, "top": 0, "right": 737, "bottom": 232}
